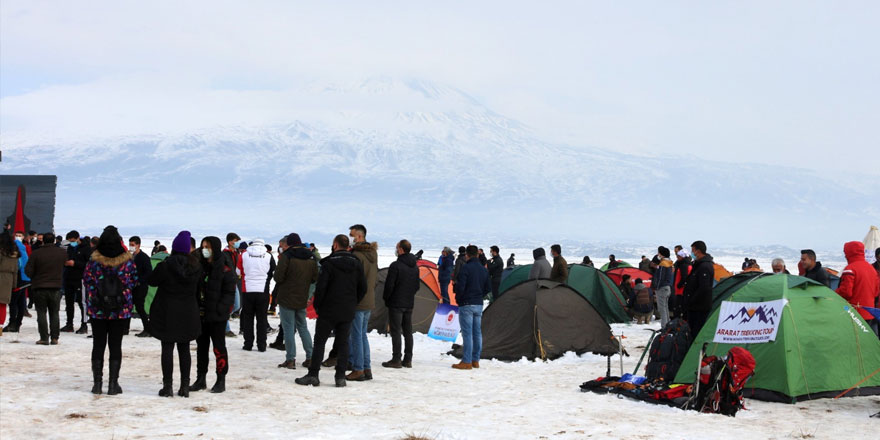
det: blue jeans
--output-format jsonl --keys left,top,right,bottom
{"left": 348, "top": 310, "right": 371, "bottom": 371}
{"left": 279, "top": 306, "right": 312, "bottom": 361}
{"left": 226, "top": 285, "right": 242, "bottom": 333}
{"left": 459, "top": 304, "right": 483, "bottom": 363}
{"left": 439, "top": 279, "right": 451, "bottom": 304}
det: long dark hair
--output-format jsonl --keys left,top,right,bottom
{"left": 0, "top": 232, "right": 19, "bottom": 258}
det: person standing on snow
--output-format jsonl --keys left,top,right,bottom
{"left": 487, "top": 246, "right": 504, "bottom": 300}
{"left": 438, "top": 247, "right": 455, "bottom": 304}
{"left": 189, "top": 236, "right": 237, "bottom": 394}
{"left": 223, "top": 232, "right": 243, "bottom": 338}
{"left": 128, "top": 236, "right": 153, "bottom": 337}
{"left": 528, "top": 247, "right": 551, "bottom": 280}
{"left": 683, "top": 241, "right": 715, "bottom": 337}
{"left": 452, "top": 245, "right": 490, "bottom": 370}
{"left": 62, "top": 230, "right": 90, "bottom": 335}
{"left": 240, "top": 238, "right": 273, "bottom": 352}
{"left": 148, "top": 231, "right": 202, "bottom": 398}
{"left": 82, "top": 226, "right": 138, "bottom": 395}
{"left": 344, "top": 224, "right": 378, "bottom": 380}
{"left": 836, "top": 241, "right": 880, "bottom": 337}
{"left": 25, "top": 233, "right": 67, "bottom": 345}
{"left": 381, "top": 239, "right": 420, "bottom": 371}
{"left": 653, "top": 246, "right": 674, "bottom": 328}
{"left": 549, "top": 244, "right": 568, "bottom": 283}
{"left": 295, "top": 234, "right": 366, "bottom": 388}
{"left": 274, "top": 233, "right": 319, "bottom": 369}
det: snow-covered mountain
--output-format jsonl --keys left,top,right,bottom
{"left": 2, "top": 78, "right": 876, "bottom": 248}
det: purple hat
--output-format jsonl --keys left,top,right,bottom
{"left": 286, "top": 233, "right": 303, "bottom": 246}
{"left": 172, "top": 231, "right": 192, "bottom": 254}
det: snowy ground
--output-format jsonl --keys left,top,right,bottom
{"left": 1, "top": 308, "right": 877, "bottom": 440}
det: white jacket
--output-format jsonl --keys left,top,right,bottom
{"left": 241, "top": 240, "right": 272, "bottom": 293}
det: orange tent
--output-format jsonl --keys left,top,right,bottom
{"left": 419, "top": 265, "right": 457, "bottom": 306}
{"left": 714, "top": 263, "right": 733, "bottom": 282}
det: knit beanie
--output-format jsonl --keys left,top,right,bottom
{"left": 172, "top": 231, "right": 192, "bottom": 254}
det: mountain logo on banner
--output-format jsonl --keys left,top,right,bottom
{"left": 722, "top": 305, "right": 779, "bottom": 325}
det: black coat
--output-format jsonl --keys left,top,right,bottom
{"left": 313, "top": 251, "right": 366, "bottom": 323}
{"left": 132, "top": 250, "right": 153, "bottom": 295}
{"left": 487, "top": 255, "right": 504, "bottom": 281}
{"left": 65, "top": 243, "right": 91, "bottom": 286}
{"left": 383, "top": 253, "right": 420, "bottom": 309}
{"left": 148, "top": 254, "right": 202, "bottom": 343}
{"left": 804, "top": 262, "right": 830, "bottom": 287}
{"left": 683, "top": 255, "right": 715, "bottom": 313}
{"left": 197, "top": 253, "right": 237, "bottom": 323}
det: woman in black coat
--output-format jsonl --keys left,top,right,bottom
{"left": 189, "top": 236, "right": 236, "bottom": 394}
{"left": 148, "top": 231, "right": 202, "bottom": 398}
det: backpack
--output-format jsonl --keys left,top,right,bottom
{"left": 96, "top": 267, "right": 125, "bottom": 315}
{"left": 644, "top": 318, "right": 692, "bottom": 383}
{"left": 689, "top": 346, "right": 756, "bottom": 416}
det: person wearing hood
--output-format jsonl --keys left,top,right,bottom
{"left": 799, "top": 249, "right": 830, "bottom": 287}
{"left": 581, "top": 256, "right": 593, "bottom": 267}
{"left": 507, "top": 253, "right": 516, "bottom": 268}
{"left": 82, "top": 226, "right": 138, "bottom": 395}
{"left": 344, "top": 224, "right": 378, "bottom": 380}
{"left": 240, "top": 238, "right": 273, "bottom": 352}
{"left": 189, "top": 236, "right": 237, "bottom": 394}
{"left": 836, "top": 241, "right": 880, "bottom": 336}
{"left": 380, "top": 240, "right": 420, "bottom": 371}
{"left": 528, "top": 248, "right": 552, "bottom": 280}
{"left": 487, "top": 246, "right": 504, "bottom": 300}
{"left": 653, "top": 246, "right": 674, "bottom": 328}
{"left": 683, "top": 241, "right": 715, "bottom": 336}
{"left": 273, "top": 233, "right": 318, "bottom": 369}
{"left": 549, "top": 244, "right": 568, "bottom": 283}
{"left": 148, "top": 231, "right": 202, "bottom": 398}
{"left": 296, "top": 235, "right": 366, "bottom": 388}
{"left": 437, "top": 247, "right": 455, "bottom": 304}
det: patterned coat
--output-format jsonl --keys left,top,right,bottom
{"left": 83, "top": 251, "right": 138, "bottom": 320}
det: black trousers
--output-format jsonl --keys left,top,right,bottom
{"left": 687, "top": 309, "right": 709, "bottom": 338}
{"left": 132, "top": 286, "right": 149, "bottom": 332}
{"left": 308, "top": 318, "right": 352, "bottom": 378}
{"left": 8, "top": 287, "right": 28, "bottom": 328}
{"left": 388, "top": 307, "right": 413, "bottom": 363}
{"left": 33, "top": 288, "right": 62, "bottom": 341}
{"left": 161, "top": 341, "right": 192, "bottom": 382}
{"left": 64, "top": 283, "right": 86, "bottom": 326}
{"left": 196, "top": 321, "right": 228, "bottom": 377}
{"left": 240, "top": 292, "right": 269, "bottom": 349}
{"left": 91, "top": 319, "right": 129, "bottom": 362}
{"left": 491, "top": 278, "right": 501, "bottom": 300}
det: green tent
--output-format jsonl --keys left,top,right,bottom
{"left": 674, "top": 274, "right": 880, "bottom": 402}
{"left": 144, "top": 251, "right": 169, "bottom": 314}
{"left": 498, "top": 265, "right": 532, "bottom": 297}
{"left": 599, "top": 260, "right": 633, "bottom": 271}
{"left": 710, "top": 271, "right": 771, "bottom": 311}
{"left": 566, "top": 265, "right": 629, "bottom": 323}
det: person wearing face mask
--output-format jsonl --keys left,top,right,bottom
{"left": 380, "top": 239, "right": 420, "bottom": 371}
{"left": 189, "top": 236, "right": 236, "bottom": 394}
{"left": 223, "top": 232, "right": 243, "bottom": 338}
{"left": 240, "top": 238, "right": 273, "bottom": 352}
{"left": 61, "top": 230, "right": 90, "bottom": 334}
{"left": 128, "top": 236, "right": 154, "bottom": 337}
{"left": 4, "top": 232, "right": 30, "bottom": 333}
{"left": 682, "top": 241, "right": 715, "bottom": 336}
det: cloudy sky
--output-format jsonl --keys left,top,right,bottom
{"left": 2, "top": 1, "right": 878, "bottom": 175}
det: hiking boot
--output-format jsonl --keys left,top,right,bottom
{"left": 471, "top": 361, "right": 480, "bottom": 369}
{"left": 225, "top": 331, "right": 237, "bottom": 338}
{"left": 50, "top": 338, "right": 59, "bottom": 345}
{"left": 36, "top": 340, "right": 49, "bottom": 345}
{"left": 302, "top": 359, "right": 312, "bottom": 368}
{"left": 189, "top": 374, "right": 207, "bottom": 392}
{"left": 364, "top": 369, "right": 373, "bottom": 380}
{"left": 135, "top": 330, "right": 151, "bottom": 338}
{"left": 345, "top": 370, "right": 366, "bottom": 381}
{"left": 91, "top": 359, "right": 103, "bottom": 395}
{"left": 277, "top": 360, "right": 297, "bottom": 369}
{"left": 269, "top": 341, "right": 285, "bottom": 351}
{"left": 258, "top": 346, "right": 266, "bottom": 352}
{"left": 322, "top": 357, "right": 336, "bottom": 368}
{"left": 452, "top": 362, "right": 473, "bottom": 370}
{"left": 295, "top": 375, "right": 320, "bottom": 387}
{"left": 76, "top": 325, "right": 88, "bottom": 335}
{"left": 60, "top": 324, "right": 74, "bottom": 332}
{"left": 177, "top": 378, "right": 190, "bottom": 398}
{"left": 335, "top": 377, "right": 346, "bottom": 388}
{"left": 242, "top": 345, "right": 253, "bottom": 351}
{"left": 3, "top": 325, "right": 18, "bottom": 333}
{"left": 381, "top": 360, "right": 403, "bottom": 369}
{"left": 210, "top": 374, "right": 226, "bottom": 393}
{"left": 107, "top": 361, "right": 123, "bottom": 395}
{"left": 403, "top": 361, "right": 412, "bottom": 368}
{"left": 158, "top": 380, "right": 174, "bottom": 397}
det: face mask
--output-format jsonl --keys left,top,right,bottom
{"left": 690, "top": 253, "right": 697, "bottom": 261}
{"left": 202, "top": 248, "right": 212, "bottom": 259}
{"left": 14, "top": 236, "right": 23, "bottom": 242}
{"left": 69, "top": 241, "right": 78, "bottom": 248}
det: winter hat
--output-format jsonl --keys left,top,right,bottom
{"left": 677, "top": 250, "right": 689, "bottom": 258}
{"left": 533, "top": 247, "right": 546, "bottom": 259}
{"left": 238, "top": 241, "right": 248, "bottom": 250}
{"left": 286, "top": 233, "right": 303, "bottom": 246}
{"left": 250, "top": 238, "right": 265, "bottom": 248}
{"left": 658, "top": 246, "right": 670, "bottom": 258}
{"left": 96, "top": 225, "right": 125, "bottom": 258}
{"left": 172, "top": 231, "right": 192, "bottom": 254}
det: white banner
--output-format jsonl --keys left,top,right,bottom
{"left": 427, "top": 303, "right": 460, "bottom": 342}
{"left": 713, "top": 299, "right": 787, "bottom": 344}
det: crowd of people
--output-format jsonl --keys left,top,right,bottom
{"left": 1, "top": 222, "right": 878, "bottom": 397}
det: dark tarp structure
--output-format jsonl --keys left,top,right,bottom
{"left": 566, "top": 264, "right": 629, "bottom": 323}
{"left": 369, "top": 268, "right": 440, "bottom": 334}
{"left": 1, "top": 175, "right": 57, "bottom": 234}
{"left": 498, "top": 265, "right": 530, "bottom": 295}
{"left": 459, "top": 280, "right": 619, "bottom": 361}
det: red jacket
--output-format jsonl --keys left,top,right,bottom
{"left": 836, "top": 241, "right": 880, "bottom": 321}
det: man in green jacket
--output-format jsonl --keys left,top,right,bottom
{"left": 274, "top": 233, "right": 318, "bottom": 369}
{"left": 343, "top": 224, "right": 378, "bottom": 381}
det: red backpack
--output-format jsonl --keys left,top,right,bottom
{"left": 692, "top": 346, "right": 756, "bottom": 416}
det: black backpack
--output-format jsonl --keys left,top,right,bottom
{"left": 96, "top": 268, "right": 125, "bottom": 315}
{"left": 645, "top": 318, "right": 692, "bottom": 383}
